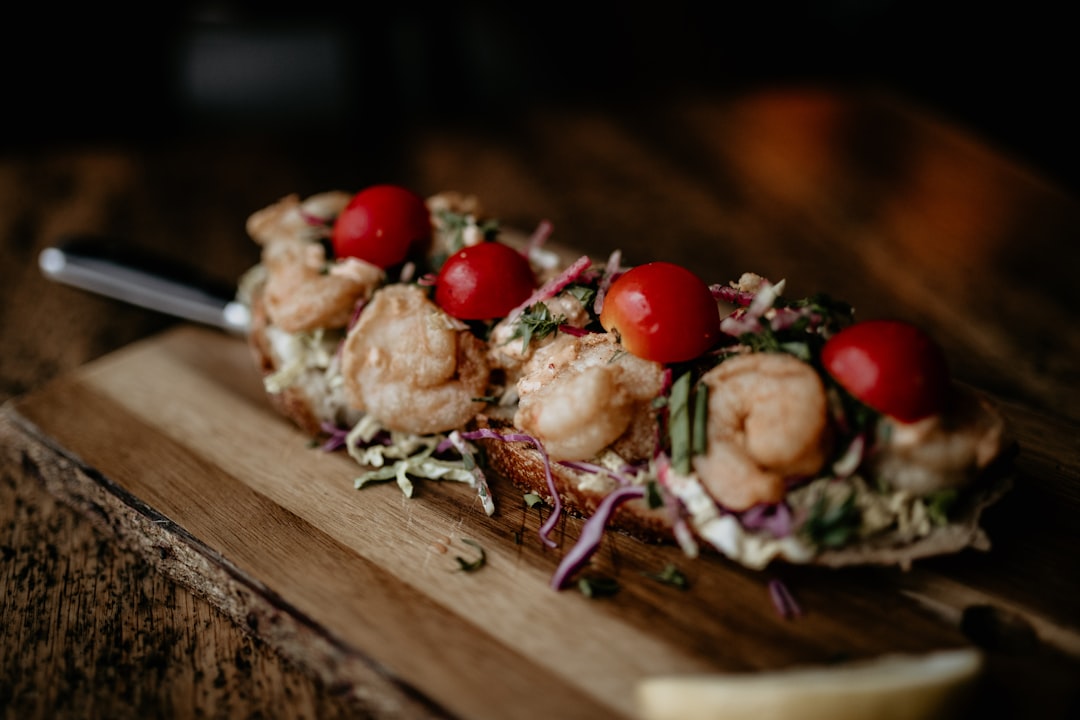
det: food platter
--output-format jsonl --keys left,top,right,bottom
{"left": 4, "top": 323, "right": 1078, "bottom": 719}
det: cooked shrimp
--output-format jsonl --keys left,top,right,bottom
{"left": 871, "top": 387, "right": 1006, "bottom": 495}
{"left": 262, "top": 240, "right": 384, "bottom": 333}
{"left": 247, "top": 191, "right": 352, "bottom": 246}
{"left": 514, "top": 332, "right": 664, "bottom": 462}
{"left": 693, "top": 352, "right": 832, "bottom": 511}
{"left": 341, "top": 284, "right": 491, "bottom": 435}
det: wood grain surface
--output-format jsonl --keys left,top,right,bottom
{"left": 4, "top": 324, "right": 1079, "bottom": 719}
{"left": 3, "top": 87, "right": 1080, "bottom": 718}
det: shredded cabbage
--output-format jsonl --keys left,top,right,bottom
{"left": 445, "top": 430, "right": 495, "bottom": 516}
{"left": 344, "top": 417, "right": 491, "bottom": 513}
{"left": 263, "top": 327, "right": 340, "bottom": 394}
{"left": 461, "top": 428, "right": 562, "bottom": 547}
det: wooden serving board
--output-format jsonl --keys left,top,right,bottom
{"left": 3, "top": 326, "right": 1078, "bottom": 719}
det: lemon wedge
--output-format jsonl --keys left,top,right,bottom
{"left": 636, "top": 648, "right": 983, "bottom": 720}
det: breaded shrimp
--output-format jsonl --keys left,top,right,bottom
{"left": 693, "top": 352, "right": 832, "bottom": 511}
{"left": 246, "top": 191, "right": 352, "bottom": 246}
{"left": 871, "top": 387, "right": 1006, "bottom": 495}
{"left": 341, "top": 284, "right": 491, "bottom": 435}
{"left": 246, "top": 191, "right": 384, "bottom": 333}
{"left": 262, "top": 240, "right": 384, "bottom": 333}
{"left": 514, "top": 332, "right": 664, "bottom": 462}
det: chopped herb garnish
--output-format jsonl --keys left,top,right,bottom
{"left": 643, "top": 563, "right": 689, "bottom": 590}
{"left": 645, "top": 481, "right": 664, "bottom": 510}
{"left": 578, "top": 576, "right": 620, "bottom": 598}
{"left": 668, "top": 372, "right": 693, "bottom": 475}
{"left": 730, "top": 290, "right": 854, "bottom": 360}
{"left": 509, "top": 303, "right": 566, "bottom": 352}
{"left": 691, "top": 381, "right": 709, "bottom": 457}
{"left": 926, "top": 488, "right": 960, "bottom": 525}
{"left": 434, "top": 209, "right": 499, "bottom": 254}
{"left": 780, "top": 341, "right": 812, "bottom": 361}
{"left": 802, "top": 491, "right": 861, "bottom": 548}
{"left": 453, "top": 538, "right": 487, "bottom": 572}
{"left": 566, "top": 283, "right": 596, "bottom": 309}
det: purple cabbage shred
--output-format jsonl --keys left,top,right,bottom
{"left": 549, "top": 485, "right": 647, "bottom": 590}
{"left": 768, "top": 578, "right": 802, "bottom": 619}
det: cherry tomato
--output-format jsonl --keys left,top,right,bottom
{"left": 821, "top": 319, "right": 950, "bottom": 422}
{"left": 331, "top": 184, "right": 431, "bottom": 268}
{"left": 434, "top": 242, "right": 536, "bottom": 320}
{"left": 599, "top": 261, "right": 719, "bottom": 364}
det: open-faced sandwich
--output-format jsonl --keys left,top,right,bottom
{"left": 237, "top": 185, "right": 1012, "bottom": 589}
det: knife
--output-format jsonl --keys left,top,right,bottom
{"left": 38, "top": 236, "right": 251, "bottom": 335}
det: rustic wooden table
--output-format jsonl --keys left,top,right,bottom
{"left": 3, "top": 87, "right": 1079, "bottom": 718}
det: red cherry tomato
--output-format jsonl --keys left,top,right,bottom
{"left": 331, "top": 184, "right": 431, "bottom": 269}
{"left": 821, "top": 319, "right": 950, "bottom": 422}
{"left": 599, "top": 261, "right": 719, "bottom": 364}
{"left": 434, "top": 242, "right": 536, "bottom": 320}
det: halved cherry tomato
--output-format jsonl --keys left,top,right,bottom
{"left": 434, "top": 242, "right": 536, "bottom": 320}
{"left": 599, "top": 261, "right": 719, "bottom": 364}
{"left": 821, "top": 319, "right": 950, "bottom": 422}
{"left": 331, "top": 184, "right": 431, "bottom": 269}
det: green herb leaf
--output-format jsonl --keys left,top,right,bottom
{"left": 509, "top": 304, "right": 566, "bottom": 353}
{"left": 780, "top": 341, "right": 812, "bottom": 361}
{"left": 578, "top": 576, "right": 620, "bottom": 598}
{"left": 691, "top": 381, "right": 709, "bottom": 457}
{"left": 477, "top": 219, "right": 500, "bottom": 241}
{"left": 453, "top": 538, "right": 487, "bottom": 573}
{"left": 802, "top": 491, "right": 861, "bottom": 548}
{"left": 434, "top": 209, "right": 499, "bottom": 255}
{"left": 645, "top": 481, "right": 664, "bottom": 510}
{"left": 643, "top": 563, "right": 689, "bottom": 590}
{"left": 566, "top": 283, "right": 596, "bottom": 309}
{"left": 925, "top": 488, "right": 959, "bottom": 525}
{"left": 668, "top": 371, "right": 692, "bottom": 475}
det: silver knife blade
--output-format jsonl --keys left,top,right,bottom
{"left": 38, "top": 237, "right": 250, "bottom": 335}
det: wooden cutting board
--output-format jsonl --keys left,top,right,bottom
{"left": 3, "top": 325, "right": 1078, "bottom": 719}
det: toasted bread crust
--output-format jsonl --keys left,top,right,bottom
{"left": 475, "top": 415, "right": 676, "bottom": 544}
{"left": 247, "top": 279, "right": 340, "bottom": 438}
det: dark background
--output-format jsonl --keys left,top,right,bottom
{"left": 4, "top": 2, "right": 1077, "bottom": 195}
